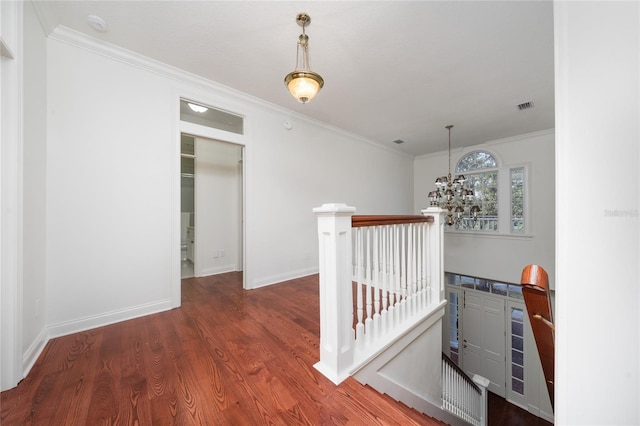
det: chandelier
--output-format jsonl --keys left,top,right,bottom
{"left": 284, "top": 13, "right": 324, "bottom": 104}
{"left": 428, "top": 125, "right": 480, "bottom": 226}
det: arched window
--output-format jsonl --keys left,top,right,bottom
{"left": 452, "top": 150, "right": 526, "bottom": 233}
{"left": 456, "top": 151, "right": 498, "bottom": 173}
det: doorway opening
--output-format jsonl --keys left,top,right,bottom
{"left": 444, "top": 272, "right": 529, "bottom": 407}
{"left": 180, "top": 134, "right": 243, "bottom": 280}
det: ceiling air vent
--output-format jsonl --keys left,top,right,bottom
{"left": 517, "top": 101, "right": 534, "bottom": 111}
{"left": 393, "top": 139, "right": 405, "bottom": 145}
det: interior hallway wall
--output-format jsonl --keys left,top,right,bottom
{"left": 22, "top": 0, "right": 48, "bottom": 377}
{"left": 43, "top": 28, "right": 414, "bottom": 337}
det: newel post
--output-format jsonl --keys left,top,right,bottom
{"left": 422, "top": 207, "right": 446, "bottom": 303}
{"left": 313, "top": 203, "right": 356, "bottom": 385}
{"left": 473, "top": 374, "right": 491, "bottom": 426}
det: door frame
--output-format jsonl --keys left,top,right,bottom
{"left": 173, "top": 93, "right": 251, "bottom": 308}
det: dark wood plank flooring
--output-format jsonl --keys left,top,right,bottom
{"left": 1, "top": 272, "right": 551, "bottom": 425}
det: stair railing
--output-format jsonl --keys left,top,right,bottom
{"left": 312, "top": 204, "right": 445, "bottom": 384}
{"left": 442, "top": 353, "right": 490, "bottom": 426}
{"left": 521, "top": 264, "right": 554, "bottom": 410}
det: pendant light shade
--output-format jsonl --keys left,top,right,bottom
{"left": 284, "top": 13, "right": 324, "bottom": 104}
{"left": 285, "top": 71, "right": 324, "bottom": 104}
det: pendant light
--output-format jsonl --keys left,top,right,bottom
{"left": 284, "top": 13, "right": 324, "bottom": 104}
{"left": 428, "top": 125, "right": 480, "bottom": 227}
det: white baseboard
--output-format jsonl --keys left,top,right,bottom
{"left": 528, "top": 403, "right": 554, "bottom": 423}
{"left": 47, "top": 299, "right": 173, "bottom": 340}
{"left": 249, "top": 267, "right": 318, "bottom": 289}
{"left": 20, "top": 299, "right": 172, "bottom": 382}
{"left": 198, "top": 264, "right": 237, "bottom": 277}
{"left": 22, "top": 327, "right": 49, "bottom": 379}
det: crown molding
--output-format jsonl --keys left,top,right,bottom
{"left": 47, "top": 25, "right": 412, "bottom": 160}
{"left": 30, "top": 0, "right": 58, "bottom": 36}
{"left": 415, "top": 128, "right": 555, "bottom": 161}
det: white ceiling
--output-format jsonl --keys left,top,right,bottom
{"left": 37, "top": 1, "right": 555, "bottom": 156}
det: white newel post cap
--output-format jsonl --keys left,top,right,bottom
{"left": 422, "top": 206, "right": 446, "bottom": 217}
{"left": 313, "top": 203, "right": 357, "bottom": 215}
{"left": 472, "top": 374, "right": 491, "bottom": 389}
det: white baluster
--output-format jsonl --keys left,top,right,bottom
{"left": 380, "top": 225, "right": 388, "bottom": 335}
{"left": 356, "top": 227, "right": 364, "bottom": 342}
{"left": 372, "top": 226, "right": 381, "bottom": 338}
{"left": 424, "top": 222, "right": 431, "bottom": 307}
{"left": 413, "top": 223, "right": 419, "bottom": 314}
{"left": 391, "top": 225, "right": 400, "bottom": 327}
{"left": 419, "top": 223, "right": 429, "bottom": 309}
{"left": 365, "top": 227, "right": 372, "bottom": 344}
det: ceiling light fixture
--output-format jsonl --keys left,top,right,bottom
{"left": 428, "top": 125, "right": 480, "bottom": 226}
{"left": 284, "top": 13, "right": 324, "bottom": 104}
{"left": 187, "top": 103, "right": 208, "bottom": 113}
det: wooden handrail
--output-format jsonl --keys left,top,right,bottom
{"left": 442, "top": 352, "right": 481, "bottom": 393}
{"left": 352, "top": 215, "right": 434, "bottom": 228}
{"left": 521, "top": 264, "right": 554, "bottom": 410}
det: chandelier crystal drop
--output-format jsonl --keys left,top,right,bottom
{"left": 428, "top": 125, "right": 481, "bottom": 227}
{"left": 284, "top": 13, "right": 324, "bottom": 104}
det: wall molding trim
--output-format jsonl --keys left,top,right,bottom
{"left": 22, "top": 327, "right": 48, "bottom": 378}
{"left": 414, "top": 128, "right": 555, "bottom": 161}
{"left": 251, "top": 268, "right": 319, "bottom": 290}
{"left": 46, "top": 299, "right": 173, "bottom": 340}
{"left": 199, "top": 265, "right": 239, "bottom": 277}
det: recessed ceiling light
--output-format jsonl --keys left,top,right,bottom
{"left": 87, "top": 15, "right": 108, "bottom": 33}
{"left": 187, "top": 103, "right": 208, "bottom": 113}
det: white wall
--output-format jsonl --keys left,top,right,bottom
{"left": 414, "top": 130, "right": 555, "bottom": 288}
{"left": 43, "top": 29, "right": 414, "bottom": 336}
{"left": 249, "top": 107, "right": 414, "bottom": 287}
{"left": 555, "top": 2, "right": 639, "bottom": 425}
{"left": 46, "top": 39, "right": 176, "bottom": 333}
{"left": 1, "top": 0, "right": 24, "bottom": 391}
{"left": 22, "top": 0, "right": 48, "bottom": 372}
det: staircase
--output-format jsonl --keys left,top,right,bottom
{"left": 521, "top": 264, "right": 555, "bottom": 410}
{"left": 313, "top": 204, "right": 489, "bottom": 426}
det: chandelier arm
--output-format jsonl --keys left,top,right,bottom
{"left": 429, "top": 124, "right": 480, "bottom": 227}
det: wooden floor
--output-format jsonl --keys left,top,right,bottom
{"left": 1, "top": 272, "right": 551, "bottom": 425}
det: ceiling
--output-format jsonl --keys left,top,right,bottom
{"left": 37, "top": 1, "right": 555, "bottom": 157}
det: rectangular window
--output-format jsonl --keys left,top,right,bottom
{"left": 511, "top": 167, "right": 525, "bottom": 233}
{"left": 510, "top": 307, "right": 525, "bottom": 395}
{"left": 457, "top": 171, "right": 498, "bottom": 232}
{"left": 508, "top": 284, "right": 523, "bottom": 300}
{"left": 447, "top": 273, "right": 459, "bottom": 286}
{"left": 448, "top": 291, "right": 460, "bottom": 365}
{"left": 491, "top": 282, "right": 508, "bottom": 296}
{"left": 476, "top": 279, "right": 490, "bottom": 293}
{"left": 460, "top": 275, "right": 476, "bottom": 289}
{"left": 180, "top": 99, "right": 244, "bottom": 135}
